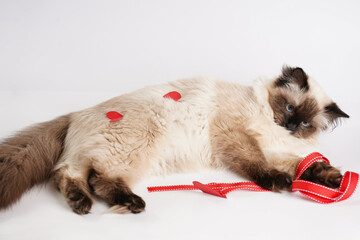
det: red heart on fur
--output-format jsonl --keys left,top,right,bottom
{"left": 163, "top": 91, "right": 181, "bottom": 101}
{"left": 106, "top": 111, "right": 123, "bottom": 122}
{"left": 193, "top": 181, "right": 227, "bottom": 198}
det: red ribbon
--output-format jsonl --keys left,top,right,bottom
{"left": 147, "top": 152, "right": 359, "bottom": 203}
{"left": 291, "top": 152, "right": 359, "bottom": 203}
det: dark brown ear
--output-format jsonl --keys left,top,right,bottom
{"left": 275, "top": 66, "right": 309, "bottom": 91}
{"left": 325, "top": 102, "right": 349, "bottom": 125}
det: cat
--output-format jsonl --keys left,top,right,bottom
{"left": 0, "top": 66, "right": 349, "bottom": 214}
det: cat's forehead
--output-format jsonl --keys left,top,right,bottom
{"left": 270, "top": 76, "right": 332, "bottom": 108}
{"left": 271, "top": 87, "right": 307, "bottom": 106}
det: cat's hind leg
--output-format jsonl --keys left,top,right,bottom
{"left": 88, "top": 169, "right": 145, "bottom": 214}
{"left": 54, "top": 167, "right": 93, "bottom": 215}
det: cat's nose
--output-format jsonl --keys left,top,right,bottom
{"left": 286, "top": 123, "right": 297, "bottom": 132}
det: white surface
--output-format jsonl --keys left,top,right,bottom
{"left": 1, "top": 1, "right": 360, "bottom": 240}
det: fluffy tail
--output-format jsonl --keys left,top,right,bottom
{"left": 0, "top": 115, "right": 70, "bottom": 209}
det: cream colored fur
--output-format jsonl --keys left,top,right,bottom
{"left": 55, "top": 76, "right": 333, "bottom": 186}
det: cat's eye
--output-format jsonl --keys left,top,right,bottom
{"left": 301, "top": 121, "right": 310, "bottom": 127}
{"left": 286, "top": 104, "right": 294, "bottom": 112}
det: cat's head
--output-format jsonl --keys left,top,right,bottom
{"left": 268, "top": 66, "right": 349, "bottom": 139}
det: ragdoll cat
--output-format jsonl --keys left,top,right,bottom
{"left": 0, "top": 66, "right": 349, "bottom": 214}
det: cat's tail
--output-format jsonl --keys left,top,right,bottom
{"left": 0, "top": 115, "right": 70, "bottom": 209}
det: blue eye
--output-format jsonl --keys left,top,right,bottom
{"left": 301, "top": 121, "right": 310, "bottom": 127}
{"left": 286, "top": 104, "right": 294, "bottom": 112}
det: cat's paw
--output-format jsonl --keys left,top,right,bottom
{"left": 124, "top": 194, "right": 146, "bottom": 214}
{"left": 299, "top": 161, "right": 342, "bottom": 188}
{"left": 110, "top": 194, "right": 146, "bottom": 214}
{"left": 65, "top": 183, "right": 93, "bottom": 215}
{"left": 256, "top": 169, "right": 293, "bottom": 192}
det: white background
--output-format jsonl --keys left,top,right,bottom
{"left": 1, "top": 0, "right": 360, "bottom": 239}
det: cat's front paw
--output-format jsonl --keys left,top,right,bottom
{"left": 299, "top": 161, "right": 342, "bottom": 188}
{"left": 256, "top": 169, "right": 293, "bottom": 192}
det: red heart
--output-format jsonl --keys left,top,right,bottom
{"left": 193, "top": 181, "right": 227, "bottom": 198}
{"left": 163, "top": 91, "right": 181, "bottom": 101}
{"left": 106, "top": 111, "right": 123, "bottom": 122}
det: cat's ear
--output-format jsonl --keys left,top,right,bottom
{"left": 324, "top": 102, "right": 349, "bottom": 127}
{"left": 275, "top": 66, "right": 309, "bottom": 91}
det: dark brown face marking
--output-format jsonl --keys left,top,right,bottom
{"left": 275, "top": 66, "right": 309, "bottom": 91}
{"left": 269, "top": 93, "right": 320, "bottom": 138}
{"left": 268, "top": 94, "right": 288, "bottom": 126}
